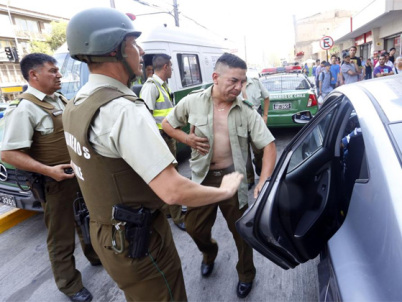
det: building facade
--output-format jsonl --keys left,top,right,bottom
{"left": 294, "top": 10, "right": 354, "bottom": 64}
{"left": 0, "top": 4, "right": 67, "bottom": 100}
{"left": 333, "top": 0, "right": 402, "bottom": 62}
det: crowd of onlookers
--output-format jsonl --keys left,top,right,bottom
{"left": 300, "top": 46, "right": 402, "bottom": 107}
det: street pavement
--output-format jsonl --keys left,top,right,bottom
{"left": 0, "top": 127, "right": 319, "bottom": 301}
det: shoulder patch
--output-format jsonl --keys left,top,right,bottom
{"left": 242, "top": 100, "right": 254, "bottom": 108}
{"left": 9, "top": 99, "right": 20, "bottom": 107}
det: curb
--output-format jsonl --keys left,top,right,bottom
{"left": 0, "top": 208, "right": 37, "bottom": 234}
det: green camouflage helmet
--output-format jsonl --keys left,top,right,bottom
{"left": 67, "top": 7, "right": 141, "bottom": 62}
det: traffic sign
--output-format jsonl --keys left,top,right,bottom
{"left": 320, "top": 36, "right": 334, "bottom": 50}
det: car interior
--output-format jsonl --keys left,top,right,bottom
{"left": 258, "top": 96, "right": 369, "bottom": 267}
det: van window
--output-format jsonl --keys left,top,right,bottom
{"left": 54, "top": 52, "right": 89, "bottom": 100}
{"left": 177, "top": 54, "right": 202, "bottom": 87}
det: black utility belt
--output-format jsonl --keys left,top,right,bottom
{"left": 111, "top": 204, "right": 158, "bottom": 259}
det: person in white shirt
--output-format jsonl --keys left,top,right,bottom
{"left": 374, "top": 51, "right": 394, "bottom": 69}
{"left": 392, "top": 56, "right": 402, "bottom": 75}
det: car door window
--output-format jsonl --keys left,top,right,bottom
{"left": 288, "top": 112, "right": 333, "bottom": 172}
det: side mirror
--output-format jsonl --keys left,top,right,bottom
{"left": 292, "top": 111, "right": 313, "bottom": 124}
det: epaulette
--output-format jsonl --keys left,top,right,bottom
{"left": 242, "top": 100, "right": 254, "bottom": 108}
{"left": 9, "top": 99, "right": 20, "bottom": 107}
{"left": 188, "top": 88, "right": 204, "bottom": 95}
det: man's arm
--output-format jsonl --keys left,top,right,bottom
{"left": 162, "top": 119, "right": 210, "bottom": 155}
{"left": 262, "top": 97, "right": 269, "bottom": 124}
{"left": 1, "top": 150, "right": 74, "bottom": 181}
{"left": 253, "top": 142, "right": 276, "bottom": 198}
{"left": 149, "top": 164, "right": 242, "bottom": 206}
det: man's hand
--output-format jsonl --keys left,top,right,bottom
{"left": 262, "top": 115, "right": 268, "bottom": 124}
{"left": 220, "top": 172, "right": 243, "bottom": 196}
{"left": 186, "top": 125, "right": 210, "bottom": 155}
{"left": 254, "top": 180, "right": 266, "bottom": 198}
{"left": 48, "top": 164, "right": 75, "bottom": 182}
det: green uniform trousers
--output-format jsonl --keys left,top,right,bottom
{"left": 185, "top": 166, "right": 256, "bottom": 283}
{"left": 42, "top": 177, "right": 99, "bottom": 296}
{"left": 90, "top": 211, "right": 187, "bottom": 301}
{"left": 160, "top": 133, "right": 185, "bottom": 225}
{"left": 246, "top": 138, "right": 263, "bottom": 184}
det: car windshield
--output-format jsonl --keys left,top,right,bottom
{"left": 261, "top": 76, "right": 310, "bottom": 92}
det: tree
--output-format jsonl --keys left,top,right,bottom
{"left": 47, "top": 21, "right": 67, "bottom": 51}
{"left": 29, "top": 21, "right": 67, "bottom": 54}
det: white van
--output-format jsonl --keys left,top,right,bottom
{"left": 54, "top": 24, "right": 227, "bottom": 103}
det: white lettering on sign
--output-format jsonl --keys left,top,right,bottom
{"left": 270, "top": 94, "right": 305, "bottom": 100}
{"left": 65, "top": 132, "right": 91, "bottom": 159}
{"left": 71, "top": 161, "right": 84, "bottom": 181}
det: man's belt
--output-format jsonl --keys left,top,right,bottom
{"left": 208, "top": 164, "right": 235, "bottom": 177}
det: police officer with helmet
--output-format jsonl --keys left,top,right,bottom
{"left": 63, "top": 7, "right": 243, "bottom": 301}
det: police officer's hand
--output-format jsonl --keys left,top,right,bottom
{"left": 186, "top": 125, "right": 210, "bottom": 155}
{"left": 220, "top": 172, "right": 243, "bottom": 196}
{"left": 48, "top": 164, "right": 75, "bottom": 182}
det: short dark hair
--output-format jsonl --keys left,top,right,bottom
{"left": 214, "top": 53, "right": 247, "bottom": 71}
{"left": 20, "top": 53, "right": 57, "bottom": 81}
{"left": 390, "top": 47, "right": 396, "bottom": 51}
{"left": 350, "top": 46, "right": 357, "bottom": 51}
{"left": 152, "top": 54, "right": 171, "bottom": 71}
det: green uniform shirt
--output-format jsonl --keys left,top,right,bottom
{"left": 2, "top": 87, "right": 65, "bottom": 151}
{"left": 73, "top": 74, "right": 176, "bottom": 184}
{"left": 244, "top": 77, "right": 270, "bottom": 110}
{"left": 166, "top": 85, "right": 275, "bottom": 208}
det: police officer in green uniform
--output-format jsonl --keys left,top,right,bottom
{"left": 162, "top": 53, "right": 277, "bottom": 299}
{"left": 1, "top": 53, "right": 99, "bottom": 302}
{"left": 63, "top": 8, "right": 243, "bottom": 301}
{"left": 140, "top": 54, "right": 186, "bottom": 231}
{"left": 240, "top": 77, "right": 270, "bottom": 189}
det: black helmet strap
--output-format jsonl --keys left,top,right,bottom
{"left": 117, "top": 40, "right": 137, "bottom": 87}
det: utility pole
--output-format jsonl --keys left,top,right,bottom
{"left": 110, "top": 0, "right": 116, "bottom": 8}
{"left": 173, "top": 0, "right": 179, "bottom": 27}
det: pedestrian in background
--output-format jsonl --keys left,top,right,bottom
{"left": 373, "top": 51, "right": 379, "bottom": 67}
{"left": 374, "top": 54, "right": 394, "bottom": 77}
{"left": 64, "top": 8, "right": 243, "bottom": 301}
{"left": 1, "top": 53, "right": 100, "bottom": 302}
{"left": 341, "top": 52, "right": 360, "bottom": 84}
{"left": 392, "top": 56, "right": 402, "bottom": 75}
{"left": 389, "top": 47, "right": 396, "bottom": 64}
{"left": 329, "top": 55, "right": 341, "bottom": 88}
{"left": 315, "top": 60, "right": 325, "bottom": 88}
{"left": 312, "top": 59, "right": 320, "bottom": 78}
{"left": 318, "top": 62, "right": 333, "bottom": 107}
{"left": 374, "top": 52, "right": 394, "bottom": 68}
{"left": 162, "top": 53, "right": 277, "bottom": 299}
{"left": 364, "top": 58, "right": 373, "bottom": 80}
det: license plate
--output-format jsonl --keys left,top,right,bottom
{"left": 0, "top": 193, "right": 16, "bottom": 207}
{"left": 274, "top": 103, "right": 291, "bottom": 110}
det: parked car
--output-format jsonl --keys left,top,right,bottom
{"left": 236, "top": 75, "right": 402, "bottom": 301}
{"left": 260, "top": 73, "right": 318, "bottom": 127}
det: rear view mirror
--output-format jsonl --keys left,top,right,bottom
{"left": 292, "top": 111, "right": 313, "bottom": 124}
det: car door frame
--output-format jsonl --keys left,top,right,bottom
{"left": 237, "top": 92, "right": 353, "bottom": 269}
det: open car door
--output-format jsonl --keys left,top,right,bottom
{"left": 237, "top": 95, "right": 359, "bottom": 269}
